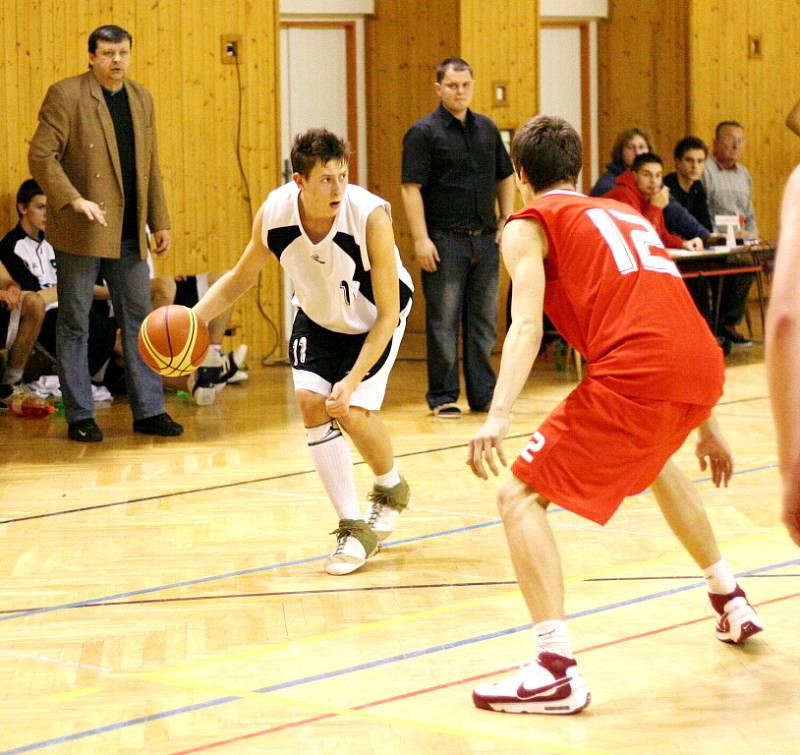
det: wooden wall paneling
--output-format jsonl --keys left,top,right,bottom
{"left": 460, "top": 0, "right": 539, "bottom": 128}
{"left": 0, "top": 1, "right": 283, "bottom": 361}
{"left": 597, "top": 0, "right": 689, "bottom": 174}
{"left": 689, "top": 0, "right": 800, "bottom": 240}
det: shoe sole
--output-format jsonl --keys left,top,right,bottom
{"left": 325, "top": 543, "right": 379, "bottom": 576}
{"left": 473, "top": 688, "right": 591, "bottom": 715}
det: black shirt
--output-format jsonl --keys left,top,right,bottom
{"left": 663, "top": 172, "right": 712, "bottom": 232}
{"left": 102, "top": 85, "right": 138, "bottom": 240}
{"left": 402, "top": 104, "right": 513, "bottom": 233}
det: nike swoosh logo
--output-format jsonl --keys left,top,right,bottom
{"left": 311, "top": 254, "right": 326, "bottom": 264}
{"left": 78, "top": 430, "right": 88, "bottom": 437}
{"left": 515, "top": 677, "right": 571, "bottom": 701}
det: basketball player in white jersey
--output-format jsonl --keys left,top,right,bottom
{"left": 195, "top": 128, "right": 413, "bottom": 575}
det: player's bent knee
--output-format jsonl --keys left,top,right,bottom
{"left": 150, "top": 276, "right": 177, "bottom": 309}
{"left": 294, "top": 389, "right": 329, "bottom": 422}
{"left": 21, "top": 292, "right": 46, "bottom": 322}
{"left": 336, "top": 406, "right": 370, "bottom": 435}
{"left": 497, "top": 476, "right": 549, "bottom": 520}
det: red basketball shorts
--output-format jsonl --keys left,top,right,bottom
{"left": 510, "top": 377, "right": 713, "bottom": 525}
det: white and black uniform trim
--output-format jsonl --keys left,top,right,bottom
{"left": 0, "top": 224, "right": 58, "bottom": 311}
{"left": 262, "top": 182, "right": 413, "bottom": 334}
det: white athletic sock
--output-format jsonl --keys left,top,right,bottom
{"left": 534, "top": 619, "right": 573, "bottom": 659}
{"left": 374, "top": 466, "right": 400, "bottom": 488}
{"left": 1, "top": 367, "right": 23, "bottom": 386}
{"left": 703, "top": 558, "right": 737, "bottom": 595}
{"left": 305, "top": 421, "right": 361, "bottom": 520}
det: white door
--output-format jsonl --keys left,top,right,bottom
{"left": 279, "top": 24, "right": 356, "bottom": 343}
{"left": 540, "top": 25, "right": 590, "bottom": 192}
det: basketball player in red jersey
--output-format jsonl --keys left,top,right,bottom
{"left": 467, "top": 115, "right": 762, "bottom": 715}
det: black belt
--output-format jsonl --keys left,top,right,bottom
{"left": 437, "top": 227, "right": 493, "bottom": 237}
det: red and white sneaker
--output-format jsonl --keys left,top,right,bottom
{"left": 472, "top": 652, "right": 590, "bottom": 715}
{"left": 709, "top": 584, "right": 763, "bottom": 644}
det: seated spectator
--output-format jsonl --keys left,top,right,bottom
{"left": 591, "top": 127, "right": 651, "bottom": 196}
{"left": 0, "top": 260, "right": 45, "bottom": 405}
{"left": 663, "top": 136, "right": 713, "bottom": 232}
{"left": 592, "top": 127, "right": 710, "bottom": 243}
{"left": 702, "top": 121, "right": 757, "bottom": 347}
{"left": 663, "top": 137, "right": 717, "bottom": 334}
{"left": 605, "top": 153, "right": 703, "bottom": 251}
{"left": 0, "top": 180, "right": 115, "bottom": 403}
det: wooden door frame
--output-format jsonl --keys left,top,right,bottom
{"left": 540, "top": 20, "right": 591, "bottom": 188}
{"left": 280, "top": 21, "right": 359, "bottom": 180}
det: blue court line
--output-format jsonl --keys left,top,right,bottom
{"left": 3, "top": 557, "right": 797, "bottom": 755}
{"left": 0, "top": 463, "right": 778, "bottom": 624}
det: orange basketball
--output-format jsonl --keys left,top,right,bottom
{"left": 138, "top": 305, "right": 210, "bottom": 377}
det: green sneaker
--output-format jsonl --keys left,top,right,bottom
{"left": 365, "top": 476, "right": 410, "bottom": 541}
{"left": 325, "top": 518, "right": 379, "bottom": 575}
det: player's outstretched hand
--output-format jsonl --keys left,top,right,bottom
{"left": 325, "top": 379, "right": 354, "bottom": 419}
{"left": 467, "top": 415, "right": 510, "bottom": 480}
{"left": 695, "top": 427, "right": 733, "bottom": 487}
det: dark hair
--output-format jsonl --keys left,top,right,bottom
{"left": 610, "top": 127, "right": 653, "bottom": 166}
{"left": 436, "top": 57, "right": 473, "bottom": 83}
{"left": 290, "top": 128, "right": 350, "bottom": 178}
{"left": 88, "top": 25, "right": 133, "bottom": 54}
{"left": 673, "top": 135, "right": 708, "bottom": 160}
{"left": 511, "top": 115, "right": 582, "bottom": 192}
{"left": 631, "top": 152, "right": 663, "bottom": 172}
{"left": 715, "top": 120, "right": 744, "bottom": 139}
{"left": 16, "top": 179, "right": 44, "bottom": 215}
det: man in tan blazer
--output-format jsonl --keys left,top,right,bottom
{"left": 29, "top": 24, "right": 182, "bottom": 442}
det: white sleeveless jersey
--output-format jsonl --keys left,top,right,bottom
{"left": 261, "top": 182, "right": 413, "bottom": 334}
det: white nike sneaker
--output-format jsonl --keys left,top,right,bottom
{"left": 709, "top": 584, "right": 764, "bottom": 644}
{"left": 473, "top": 652, "right": 591, "bottom": 715}
{"left": 226, "top": 344, "right": 249, "bottom": 384}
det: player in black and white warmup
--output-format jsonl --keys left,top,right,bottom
{"left": 195, "top": 128, "right": 413, "bottom": 575}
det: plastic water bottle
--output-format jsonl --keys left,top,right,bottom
{"left": 9, "top": 394, "right": 51, "bottom": 418}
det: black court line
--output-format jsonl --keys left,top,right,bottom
{"left": 1, "top": 393, "right": 772, "bottom": 526}
{"left": 0, "top": 434, "right": 529, "bottom": 526}
{"left": 2, "top": 571, "right": 795, "bottom": 615}
{"left": 0, "top": 580, "right": 519, "bottom": 614}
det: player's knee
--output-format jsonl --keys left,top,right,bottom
{"left": 150, "top": 276, "right": 177, "bottom": 309}
{"left": 294, "top": 389, "right": 328, "bottom": 422}
{"left": 336, "top": 406, "right": 370, "bottom": 435}
{"left": 21, "top": 292, "right": 46, "bottom": 323}
{"left": 496, "top": 478, "right": 547, "bottom": 520}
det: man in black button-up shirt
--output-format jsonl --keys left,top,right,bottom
{"left": 402, "top": 57, "right": 515, "bottom": 418}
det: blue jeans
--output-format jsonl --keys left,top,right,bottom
{"left": 422, "top": 231, "right": 498, "bottom": 409}
{"left": 55, "top": 241, "right": 164, "bottom": 423}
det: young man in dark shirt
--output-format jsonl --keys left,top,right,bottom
{"left": 663, "top": 137, "right": 713, "bottom": 232}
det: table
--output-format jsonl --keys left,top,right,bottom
{"left": 669, "top": 242, "right": 775, "bottom": 337}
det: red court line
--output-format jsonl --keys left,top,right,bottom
{"left": 170, "top": 591, "right": 798, "bottom": 754}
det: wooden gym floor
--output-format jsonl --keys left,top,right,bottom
{"left": 1, "top": 333, "right": 798, "bottom": 754}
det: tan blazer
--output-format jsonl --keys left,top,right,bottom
{"left": 28, "top": 71, "right": 170, "bottom": 259}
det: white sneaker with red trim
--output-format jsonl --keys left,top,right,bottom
{"left": 709, "top": 584, "right": 763, "bottom": 644}
{"left": 472, "top": 652, "right": 590, "bottom": 715}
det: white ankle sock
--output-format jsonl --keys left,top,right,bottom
{"left": 374, "top": 466, "right": 400, "bottom": 488}
{"left": 305, "top": 421, "right": 360, "bottom": 520}
{"left": 534, "top": 619, "right": 573, "bottom": 659}
{"left": 703, "top": 558, "right": 737, "bottom": 595}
